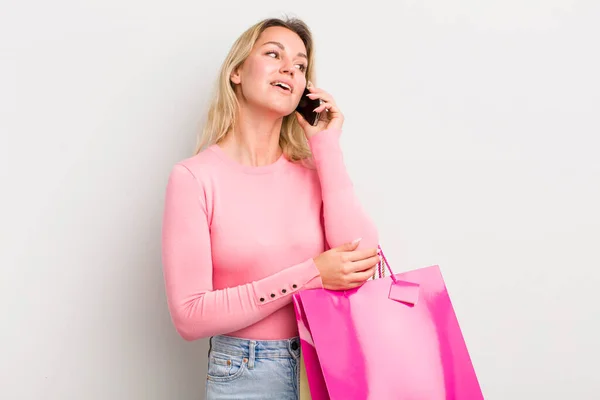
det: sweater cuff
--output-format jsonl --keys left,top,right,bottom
{"left": 253, "top": 258, "right": 323, "bottom": 306}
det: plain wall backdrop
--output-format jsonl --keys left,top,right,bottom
{"left": 1, "top": 0, "right": 599, "bottom": 399}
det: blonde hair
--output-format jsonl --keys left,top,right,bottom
{"left": 194, "top": 17, "right": 316, "bottom": 163}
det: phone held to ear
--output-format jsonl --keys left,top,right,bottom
{"left": 295, "top": 87, "right": 321, "bottom": 126}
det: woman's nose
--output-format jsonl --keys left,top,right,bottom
{"left": 279, "top": 60, "right": 294, "bottom": 76}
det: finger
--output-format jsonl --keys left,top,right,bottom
{"left": 344, "top": 247, "right": 379, "bottom": 262}
{"left": 307, "top": 85, "right": 329, "bottom": 94}
{"left": 306, "top": 84, "right": 326, "bottom": 93}
{"left": 358, "top": 265, "right": 379, "bottom": 279}
{"left": 306, "top": 91, "right": 330, "bottom": 98}
{"left": 344, "top": 266, "right": 377, "bottom": 289}
{"left": 336, "top": 238, "right": 362, "bottom": 252}
{"left": 306, "top": 92, "right": 334, "bottom": 105}
{"left": 306, "top": 90, "right": 335, "bottom": 105}
{"left": 313, "top": 101, "right": 338, "bottom": 114}
{"left": 348, "top": 254, "right": 381, "bottom": 273}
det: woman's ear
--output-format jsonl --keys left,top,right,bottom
{"left": 230, "top": 66, "right": 241, "bottom": 85}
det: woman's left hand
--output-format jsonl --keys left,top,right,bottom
{"left": 295, "top": 83, "right": 344, "bottom": 139}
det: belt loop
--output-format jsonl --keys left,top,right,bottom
{"left": 247, "top": 340, "right": 256, "bottom": 369}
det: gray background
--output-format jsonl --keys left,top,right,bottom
{"left": 1, "top": 0, "right": 599, "bottom": 398}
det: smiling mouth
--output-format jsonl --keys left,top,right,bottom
{"left": 271, "top": 82, "right": 293, "bottom": 93}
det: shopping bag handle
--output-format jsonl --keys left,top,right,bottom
{"left": 377, "top": 244, "right": 420, "bottom": 306}
{"left": 377, "top": 244, "right": 396, "bottom": 282}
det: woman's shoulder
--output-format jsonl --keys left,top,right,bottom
{"left": 169, "top": 145, "right": 222, "bottom": 182}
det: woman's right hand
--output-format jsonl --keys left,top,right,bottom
{"left": 313, "top": 239, "right": 381, "bottom": 290}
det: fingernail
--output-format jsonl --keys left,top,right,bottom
{"left": 352, "top": 238, "right": 362, "bottom": 244}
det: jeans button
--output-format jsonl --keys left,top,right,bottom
{"left": 291, "top": 341, "right": 299, "bottom": 351}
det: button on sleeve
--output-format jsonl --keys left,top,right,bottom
{"left": 253, "top": 258, "right": 323, "bottom": 306}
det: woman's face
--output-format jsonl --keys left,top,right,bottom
{"left": 231, "top": 26, "right": 308, "bottom": 117}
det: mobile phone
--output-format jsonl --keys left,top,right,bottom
{"left": 295, "top": 87, "right": 321, "bottom": 126}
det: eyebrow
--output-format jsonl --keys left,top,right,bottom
{"left": 262, "top": 41, "right": 307, "bottom": 60}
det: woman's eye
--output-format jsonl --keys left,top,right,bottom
{"left": 266, "top": 50, "right": 306, "bottom": 72}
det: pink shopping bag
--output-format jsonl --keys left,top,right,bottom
{"left": 292, "top": 246, "right": 484, "bottom": 400}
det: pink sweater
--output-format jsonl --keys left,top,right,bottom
{"left": 161, "top": 128, "right": 379, "bottom": 341}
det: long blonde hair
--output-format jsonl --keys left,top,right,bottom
{"left": 194, "top": 17, "right": 316, "bottom": 163}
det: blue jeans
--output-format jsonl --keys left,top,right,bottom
{"left": 205, "top": 334, "right": 301, "bottom": 399}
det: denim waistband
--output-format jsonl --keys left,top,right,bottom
{"left": 209, "top": 335, "right": 301, "bottom": 360}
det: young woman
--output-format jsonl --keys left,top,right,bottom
{"left": 161, "top": 16, "right": 380, "bottom": 399}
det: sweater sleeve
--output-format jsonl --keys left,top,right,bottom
{"left": 161, "top": 164, "right": 323, "bottom": 341}
{"left": 308, "top": 128, "right": 379, "bottom": 250}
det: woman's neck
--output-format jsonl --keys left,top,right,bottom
{"left": 218, "top": 105, "right": 284, "bottom": 167}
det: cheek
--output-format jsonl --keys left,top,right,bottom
{"left": 239, "top": 64, "right": 266, "bottom": 99}
{"left": 246, "top": 58, "right": 275, "bottom": 81}
{"left": 292, "top": 90, "right": 303, "bottom": 104}
{"left": 295, "top": 75, "right": 307, "bottom": 96}
{"left": 299, "top": 74, "right": 307, "bottom": 85}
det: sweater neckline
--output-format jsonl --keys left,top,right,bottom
{"left": 208, "top": 144, "right": 288, "bottom": 174}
